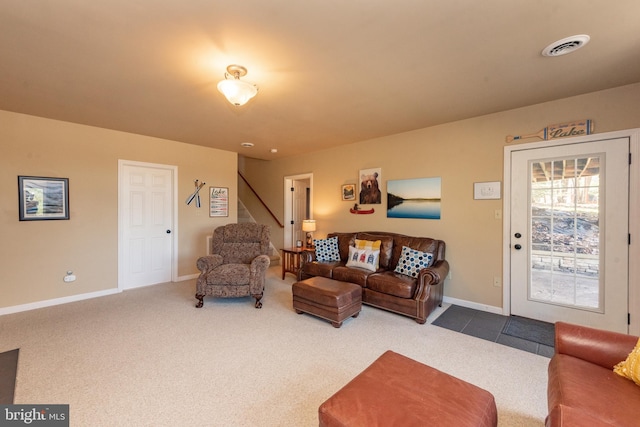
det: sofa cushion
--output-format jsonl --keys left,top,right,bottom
{"left": 314, "top": 236, "right": 341, "bottom": 262}
{"left": 332, "top": 265, "right": 371, "bottom": 287}
{"left": 328, "top": 232, "right": 357, "bottom": 261}
{"left": 356, "top": 233, "right": 394, "bottom": 269}
{"left": 548, "top": 354, "right": 640, "bottom": 426}
{"left": 304, "top": 261, "right": 343, "bottom": 279}
{"left": 614, "top": 338, "right": 640, "bottom": 386}
{"left": 354, "top": 238, "right": 383, "bottom": 270}
{"left": 394, "top": 246, "right": 434, "bottom": 278}
{"left": 346, "top": 246, "right": 380, "bottom": 272}
{"left": 390, "top": 236, "right": 439, "bottom": 270}
{"left": 366, "top": 271, "right": 416, "bottom": 299}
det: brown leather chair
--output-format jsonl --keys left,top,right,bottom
{"left": 195, "top": 223, "right": 271, "bottom": 308}
{"left": 547, "top": 322, "right": 639, "bottom": 426}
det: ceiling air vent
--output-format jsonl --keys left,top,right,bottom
{"left": 542, "top": 35, "right": 590, "bottom": 57}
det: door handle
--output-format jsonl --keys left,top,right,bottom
{"left": 514, "top": 244, "right": 522, "bottom": 250}
{"left": 166, "top": 230, "right": 171, "bottom": 234}
{"left": 514, "top": 233, "right": 522, "bottom": 238}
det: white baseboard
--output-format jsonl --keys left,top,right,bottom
{"left": 442, "top": 296, "right": 504, "bottom": 315}
{"left": 177, "top": 273, "right": 198, "bottom": 281}
{"left": 0, "top": 288, "right": 121, "bottom": 316}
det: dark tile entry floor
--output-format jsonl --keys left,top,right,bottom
{"left": 432, "top": 305, "right": 555, "bottom": 358}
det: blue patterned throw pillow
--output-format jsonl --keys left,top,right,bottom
{"left": 314, "top": 236, "right": 341, "bottom": 262}
{"left": 394, "top": 246, "right": 434, "bottom": 278}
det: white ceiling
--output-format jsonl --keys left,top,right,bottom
{"left": 1, "top": 1, "right": 639, "bottom": 160}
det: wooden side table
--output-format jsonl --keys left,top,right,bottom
{"left": 281, "top": 247, "right": 313, "bottom": 280}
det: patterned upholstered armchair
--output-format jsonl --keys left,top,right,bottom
{"left": 195, "top": 223, "right": 271, "bottom": 308}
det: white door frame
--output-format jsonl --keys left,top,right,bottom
{"left": 284, "top": 173, "right": 313, "bottom": 248}
{"left": 503, "top": 128, "right": 640, "bottom": 335}
{"left": 118, "top": 159, "right": 179, "bottom": 290}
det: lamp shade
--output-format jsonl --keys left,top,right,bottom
{"left": 217, "top": 79, "right": 258, "bottom": 106}
{"left": 302, "top": 220, "right": 316, "bottom": 232}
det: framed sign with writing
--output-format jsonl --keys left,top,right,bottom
{"left": 209, "top": 187, "right": 229, "bottom": 217}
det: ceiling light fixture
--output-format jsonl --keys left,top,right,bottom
{"left": 217, "top": 65, "right": 258, "bottom": 106}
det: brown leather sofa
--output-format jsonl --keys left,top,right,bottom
{"left": 547, "top": 322, "right": 639, "bottom": 427}
{"left": 299, "top": 231, "right": 449, "bottom": 324}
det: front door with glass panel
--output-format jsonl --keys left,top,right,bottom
{"left": 510, "top": 138, "right": 629, "bottom": 333}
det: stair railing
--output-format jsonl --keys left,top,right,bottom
{"left": 238, "top": 171, "right": 284, "bottom": 228}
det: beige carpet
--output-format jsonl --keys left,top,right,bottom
{"left": 0, "top": 267, "right": 548, "bottom": 426}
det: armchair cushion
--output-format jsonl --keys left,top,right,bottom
{"left": 204, "top": 263, "right": 250, "bottom": 286}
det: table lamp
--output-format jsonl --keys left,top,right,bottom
{"left": 302, "top": 220, "right": 316, "bottom": 248}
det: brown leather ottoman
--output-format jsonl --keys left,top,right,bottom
{"left": 319, "top": 350, "right": 498, "bottom": 427}
{"left": 292, "top": 277, "right": 362, "bottom": 328}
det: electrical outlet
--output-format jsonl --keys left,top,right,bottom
{"left": 493, "top": 276, "right": 501, "bottom": 288}
{"left": 447, "top": 271, "right": 452, "bottom": 280}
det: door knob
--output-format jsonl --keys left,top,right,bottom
{"left": 166, "top": 230, "right": 171, "bottom": 234}
{"left": 514, "top": 233, "right": 522, "bottom": 238}
{"left": 514, "top": 244, "right": 522, "bottom": 250}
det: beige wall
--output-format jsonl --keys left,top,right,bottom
{"left": 240, "top": 83, "right": 640, "bottom": 309}
{"left": 0, "top": 110, "right": 237, "bottom": 309}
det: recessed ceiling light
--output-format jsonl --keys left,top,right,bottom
{"left": 542, "top": 35, "right": 590, "bottom": 57}
{"left": 270, "top": 148, "right": 278, "bottom": 153}
{"left": 240, "top": 142, "right": 254, "bottom": 148}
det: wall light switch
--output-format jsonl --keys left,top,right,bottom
{"left": 494, "top": 209, "right": 502, "bottom": 220}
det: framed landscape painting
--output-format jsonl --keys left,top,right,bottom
{"left": 387, "top": 177, "right": 441, "bottom": 219}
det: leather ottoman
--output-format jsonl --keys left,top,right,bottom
{"left": 292, "top": 277, "right": 362, "bottom": 328}
{"left": 319, "top": 350, "right": 498, "bottom": 427}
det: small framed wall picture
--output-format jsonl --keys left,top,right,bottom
{"left": 18, "top": 176, "right": 70, "bottom": 221}
{"left": 209, "top": 187, "right": 229, "bottom": 217}
{"left": 473, "top": 181, "right": 501, "bottom": 200}
{"left": 341, "top": 184, "right": 356, "bottom": 201}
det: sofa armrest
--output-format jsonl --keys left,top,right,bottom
{"left": 420, "top": 259, "right": 449, "bottom": 285}
{"left": 554, "top": 322, "right": 637, "bottom": 369}
{"left": 413, "top": 259, "right": 449, "bottom": 303}
{"left": 250, "top": 254, "right": 271, "bottom": 273}
{"left": 196, "top": 254, "right": 224, "bottom": 273}
{"left": 249, "top": 254, "right": 271, "bottom": 293}
{"left": 300, "top": 250, "right": 316, "bottom": 264}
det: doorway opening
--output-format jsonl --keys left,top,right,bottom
{"left": 284, "top": 173, "right": 313, "bottom": 249}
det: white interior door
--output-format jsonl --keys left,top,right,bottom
{"left": 119, "top": 161, "right": 174, "bottom": 289}
{"left": 293, "top": 179, "right": 310, "bottom": 245}
{"left": 510, "top": 137, "right": 629, "bottom": 333}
